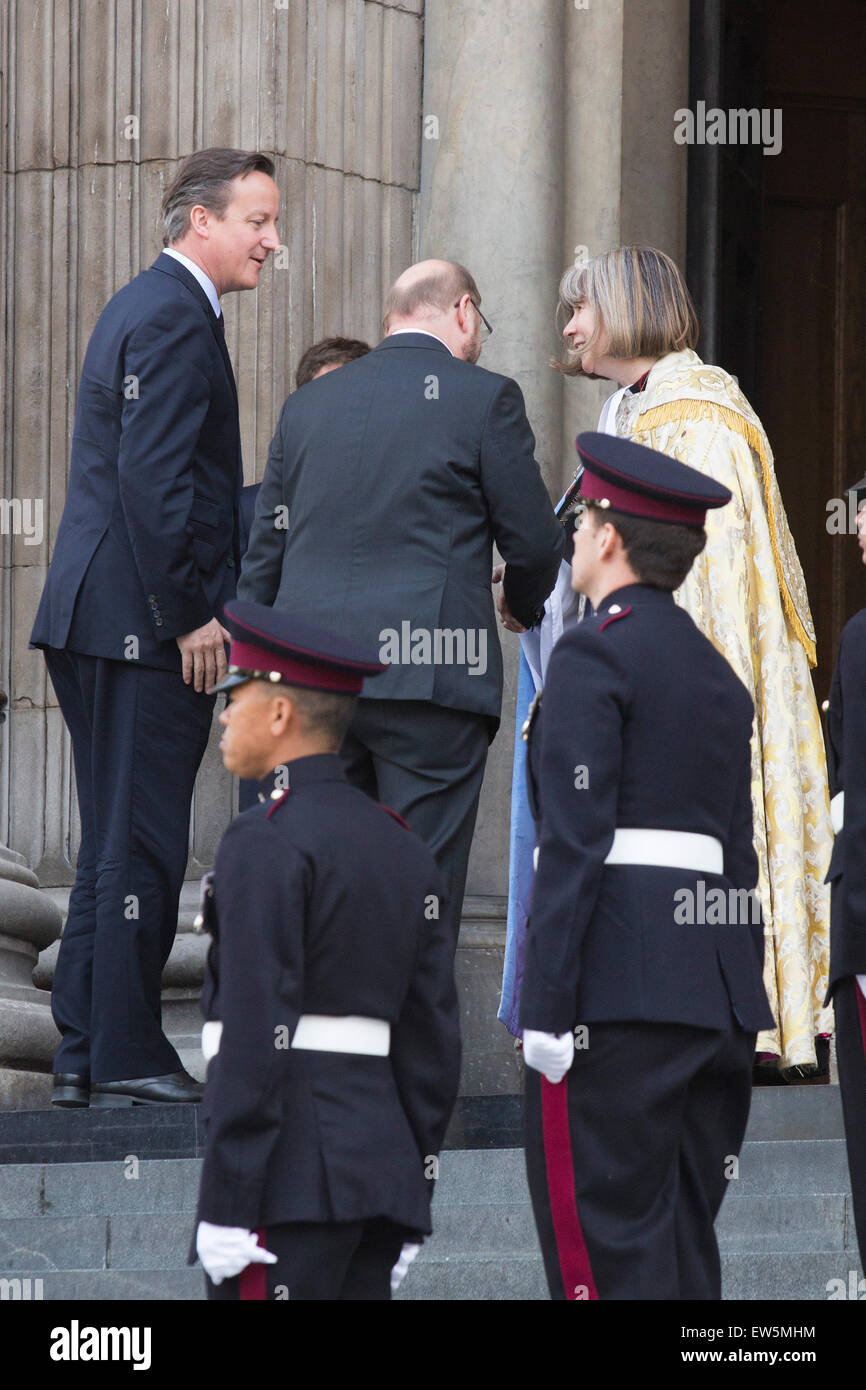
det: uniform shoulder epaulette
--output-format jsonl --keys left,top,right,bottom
{"left": 265, "top": 788, "right": 292, "bottom": 819}
{"left": 598, "top": 604, "right": 632, "bottom": 633}
{"left": 379, "top": 803, "right": 411, "bottom": 831}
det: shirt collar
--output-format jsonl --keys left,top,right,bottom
{"left": 163, "top": 248, "right": 221, "bottom": 318}
{"left": 386, "top": 329, "right": 454, "bottom": 356}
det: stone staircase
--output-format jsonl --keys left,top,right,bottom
{"left": 0, "top": 1085, "right": 861, "bottom": 1300}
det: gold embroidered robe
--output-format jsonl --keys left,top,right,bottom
{"left": 615, "top": 349, "right": 833, "bottom": 1069}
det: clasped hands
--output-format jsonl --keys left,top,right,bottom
{"left": 491, "top": 563, "right": 527, "bottom": 634}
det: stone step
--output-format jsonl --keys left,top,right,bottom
{"left": 744, "top": 1084, "right": 845, "bottom": 1141}
{"left": 721, "top": 1252, "right": 864, "bottom": 1302}
{"left": 715, "top": 1193, "right": 854, "bottom": 1252}
{"left": 0, "top": 1139, "right": 855, "bottom": 1218}
{"left": 5, "top": 1252, "right": 863, "bottom": 1302}
{"left": 0, "top": 1159, "right": 202, "bottom": 1220}
{"left": 0, "top": 1205, "right": 545, "bottom": 1274}
{"left": 0, "top": 1269, "right": 204, "bottom": 1301}
{"left": 395, "top": 1254, "right": 548, "bottom": 1301}
{"left": 731, "top": 1139, "right": 851, "bottom": 1196}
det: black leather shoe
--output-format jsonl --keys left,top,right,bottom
{"left": 90, "top": 1070, "right": 204, "bottom": 1107}
{"left": 51, "top": 1073, "right": 90, "bottom": 1108}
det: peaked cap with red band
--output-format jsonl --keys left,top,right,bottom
{"left": 576, "top": 431, "right": 731, "bottom": 527}
{"left": 214, "top": 600, "right": 388, "bottom": 695}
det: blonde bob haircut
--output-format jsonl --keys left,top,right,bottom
{"left": 553, "top": 245, "right": 699, "bottom": 376}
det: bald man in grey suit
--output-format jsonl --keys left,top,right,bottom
{"left": 239, "top": 259, "right": 561, "bottom": 948}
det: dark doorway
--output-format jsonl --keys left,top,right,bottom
{"left": 687, "top": 0, "right": 866, "bottom": 699}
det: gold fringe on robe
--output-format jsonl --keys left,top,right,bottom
{"left": 616, "top": 350, "right": 833, "bottom": 1070}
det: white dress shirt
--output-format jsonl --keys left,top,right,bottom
{"left": 387, "top": 328, "right": 454, "bottom": 356}
{"left": 162, "top": 247, "right": 221, "bottom": 318}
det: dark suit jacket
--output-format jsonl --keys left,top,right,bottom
{"left": 192, "top": 754, "right": 460, "bottom": 1235}
{"left": 237, "top": 333, "right": 561, "bottom": 726}
{"left": 519, "top": 584, "right": 773, "bottom": 1036}
{"left": 238, "top": 482, "right": 260, "bottom": 560}
{"left": 824, "top": 607, "right": 866, "bottom": 996}
{"left": 30, "top": 252, "right": 241, "bottom": 671}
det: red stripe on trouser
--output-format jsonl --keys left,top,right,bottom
{"left": 540, "top": 1077, "right": 599, "bottom": 1300}
{"left": 856, "top": 985, "right": 866, "bottom": 1054}
{"left": 238, "top": 1229, "right": 268, "bottom": 1301}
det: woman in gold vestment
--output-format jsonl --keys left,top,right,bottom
{"left": 554, "top": 246, "right": 832, "bottom": 1076}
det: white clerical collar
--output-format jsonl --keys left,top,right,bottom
{"left": 163, "top": 248, "right": 221, "bottom": 318}
{"left": 388, "top": 329, "right": 454, "bottom": 356}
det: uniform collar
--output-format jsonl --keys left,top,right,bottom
{"left": 257, "top": 752, "right": 347, "bottom": 801}
{"left": 278, "top": 751, "right": 346, "bottom": 785}
{"left": 594, "top": 583, "right": 675, "bottom": 617}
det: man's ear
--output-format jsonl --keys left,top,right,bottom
{"left": 597, "top": 520, "right": 619, "bottom": 559}
{"left": 269, "top": 692, "right": 295, "bottom": 735}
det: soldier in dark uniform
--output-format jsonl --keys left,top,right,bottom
{"left": 190, "top": 601, "right": 461, "bottom": 1300}
{"left": 519, "top": 433, "right": 773, "bottom": 1301}
{"left": 823, "top": 473, "right": 866, "bottom": 1272}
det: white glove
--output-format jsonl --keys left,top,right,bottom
{"left": 390, "top": 1242, "right": 422, "bottom": 1293}
{"left": 196, "top": 1221, "right": 278, "bottom": 1285}
{"left": 523, "top": 1029, "right": 575, "bottom": 1084}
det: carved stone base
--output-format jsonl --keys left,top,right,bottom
{"left": 0, "top": 846, "right": 62, "bottom": 1087}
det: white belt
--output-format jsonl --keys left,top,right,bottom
{"left": 201, "top": 1014, "right": 390, "bottom": 1063}
{"left": 831, "top": 791, "right": 845, "bottom": 834}
{"left": 604, "top": 828, "right": 724, "bottom": 874}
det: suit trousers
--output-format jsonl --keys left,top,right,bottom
{"left": 834, "top": 976, "right": 866, "bottom": 1271}
{"left": 205, "top": 1218, "right": 408, "bottom": 1300}
{"left": 44, "top": 648, "right": 215, "bottom": 1081}
{"left": 524, "top": 1015, "right": 755, "bottom": 1300}
{"left": 339, "top": 698, "right": 490, "bottom": 949}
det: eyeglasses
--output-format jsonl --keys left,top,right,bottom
{"left": 454, "top": 298, "right": 493, "bottom": 342}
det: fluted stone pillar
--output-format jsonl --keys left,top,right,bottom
{"left": 420, "top": 0, "right": 689, "bottom": 1093}
{"left": 420, "top": 0, "right": 567, "bottom": 1093}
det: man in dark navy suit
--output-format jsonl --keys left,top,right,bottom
{"left": 239, "top": 260, "right": 561, "bottom": 948}
{"left": 520, "top": 433, "right": 773, "bottom": 1301}
{"left": 191, "top": 602, "right": 460, "bottom": 1300}
{"left": 30, "top": 148, "right": 280, "bottom": 1108}
{"left": 824, "top": 473, "right": 866, "bottom": 1274}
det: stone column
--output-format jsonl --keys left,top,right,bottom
{"left": 420, "top": 0, "right": 567, "bottom": 1092}
{"left": 420, "top": 0, "right": 689, "bottom": 1094}
{"left": 560, "top": 0, "right": 690, "bottom": 465}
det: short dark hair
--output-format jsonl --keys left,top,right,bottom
{"left": 590, "top": 506, "right": 706, "bottom": 591}
{"left": 280, "top": 684, "right": 358, "bottom": 748}
{"left": 161, "top": 148, "right": 276, "bottom": 246}
{"left": 295, "top": 337, "right": 371, "bottom": 389}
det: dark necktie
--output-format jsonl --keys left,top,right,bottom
{"left": 217, "top": 311, "right": 225, "bottom": 335}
